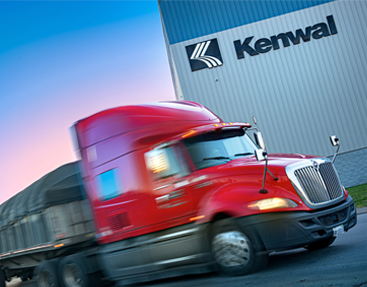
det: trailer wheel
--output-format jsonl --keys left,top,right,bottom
{"left": 59, "top": 254, "right": 101, "bottom": 287}
{"left": 304, "top": 236, "right": 336, "bottom": 250}
{"left": 211, "top": 218, "right": 268, "bottom": 276}
{"left": 36, "top": 260, "right": 60, "bottom": 287}
{"left": 0, "top": 269, "right": 5, "bottom": 287}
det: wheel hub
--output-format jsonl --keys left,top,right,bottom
{"left": 212, "top": 231, "right": 250, "bottom": 267}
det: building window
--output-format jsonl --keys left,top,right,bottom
{"left": 96, "top": 169, "right": 121, "bottom": 201}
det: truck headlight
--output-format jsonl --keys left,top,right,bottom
{"left": 247, "top": 198, "right": 298, "bottom": 210}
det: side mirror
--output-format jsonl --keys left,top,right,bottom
{"left": 254, "top": 132, "right": 266, "bottom": 150}
{"left": 330, "top": 135, "right": 339, "bottom": 146}
{"left": 330, "top": 135, "right": 340, "bottom": 163}
{"left": 255, "top": 149, "right": 267, "bottom": 162}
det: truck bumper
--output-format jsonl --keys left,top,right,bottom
{"left": 237, "top": 195, "right": 357, "bottom": 251}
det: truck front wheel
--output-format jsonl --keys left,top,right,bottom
{"left": 59, "top": 254, "right": 101, "bottom": 287}
{"left": 211, "top": 219, "right": 268, "bottom": 276}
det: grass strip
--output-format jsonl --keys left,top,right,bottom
{"left": 347, "top": 183, "right": 367, "bottom": 209}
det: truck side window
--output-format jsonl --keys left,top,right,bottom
{"left": 96, "top": 168, "right": 122, "bottom": 201}
{"left": 145, "top": 145, "right": 189, "bottom": 181}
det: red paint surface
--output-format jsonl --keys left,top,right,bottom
{"left": 73, "top": 101, "right": 328, "bottom": 245}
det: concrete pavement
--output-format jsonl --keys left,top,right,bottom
{"left": 357, "top": 207, "right": 367, "bottom": 214}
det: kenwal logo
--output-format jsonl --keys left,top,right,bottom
{"left": 186, "top": 39, "right": 223, "bottom": 72}
{"left": 234, "top": 15, "right": 338, "bottom": 59}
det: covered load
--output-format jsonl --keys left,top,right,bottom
{"left": 0, "top": 162, "right": 94, "bottom": 263}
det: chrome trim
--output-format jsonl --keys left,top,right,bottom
{"left": 174, "top": 180, "right": 189, "bottom": 188}
{"left": 194, "top": 181, "right": 213, "bottom": 189}
{"left": 155, "top": 194, "right": 170, "bottom": 204}
{"left": 155, "top": 255, "right": 198, "bottom": 265}
{"left": 95, "top": 200, "right": 136, "bottom": 209}
{"left": 153, "top": 184, "right": 171, "bottom": 191}
{"left": 286, "top": 158, "right": 344, "bottom": 209}
{"left": 156, "top": 228, "right": 199, "bottom": 241}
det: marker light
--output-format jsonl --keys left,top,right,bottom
{"left": 214, "top": 124, "right": 220, "bottom": 127}
{"left": 54, "top": 244, "right": 64, "bottom": 248}
{"left": 190, "top": 215, "right": 205, "bottom": 221}
{"left": 182, "top": 130, "right": 196, "bottom": 138}
{"left": 248, "top": 198, "right": 298, "bottom": 210}
{"left": 342, "top": 185, "right": 349, "bottom": 197}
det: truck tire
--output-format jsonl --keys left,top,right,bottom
{"left": 211, "top": 218, "right": 268, "bottom": 276}
{"left": 304, "top": 236, "right": 336, "bottom": 250}
{"left": 36, "top": 259, "right": 60, "bottom": 287}
{"left": 0, "top": 269, "right": 5, "bottom": 287}
{"left": 59, "top": 254, "right": 101, "bottom": 287}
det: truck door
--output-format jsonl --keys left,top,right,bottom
{"left": 145, "top": 143, "right": 195, "bottom": 228}
{"left": 89, "top": 150, "right": 154, "bottom": 244}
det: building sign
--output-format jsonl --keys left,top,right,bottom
{"left": 185, "top": 16, "right": 337, "bottom": 72}
{"left": 185, "top": 39, "right": 223, "bottom": 72}
{"left": 234, "top": 15, "right": 338, "bottom": 59}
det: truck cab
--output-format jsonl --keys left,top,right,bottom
{"left": 71, "top": 100, "right": 356, "bottom": 285}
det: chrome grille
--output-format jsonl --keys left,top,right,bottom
{"left": 294, "top": 162, "right": 343, "bottom": 205}
{"left": 319, "top": 163, "right": 343, "bottom": 200}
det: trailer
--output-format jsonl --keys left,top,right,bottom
{"left": 0, "top": 162, "right": 95, "bottom": 284}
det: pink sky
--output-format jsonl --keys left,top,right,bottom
{"left": 0, "top": 2, "right": 175, "bottom": 204}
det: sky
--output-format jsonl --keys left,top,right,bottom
{"left": 0, "top": 1, "right": 175, "bottom": 204}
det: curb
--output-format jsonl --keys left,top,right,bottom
{"left": 357, "top": 207, "right": 367, "bottom": 215}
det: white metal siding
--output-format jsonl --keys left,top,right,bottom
{"left": 166, "top": 0, "right": 367, "bottom": 158}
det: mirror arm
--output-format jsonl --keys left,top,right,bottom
{"left": 260, "top": 153, "right": 268, "bottom": 194}
{"left": 254, "top": 131, "right": 278, "bottom": 194}
{"left": 259, "top": 152, "right": 278, "bottom": 194}
{"left": 332, "top": 144, "right": 340, "bottom": 163}
{"left": 267, "top": 168, "right": 278, "bottom": 181}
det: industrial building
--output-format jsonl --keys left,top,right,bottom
{"left": 158, "top": 0, "right": 367, "bottom": 187}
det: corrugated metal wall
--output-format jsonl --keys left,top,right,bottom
{"left": 159, "top": 0, "right": 335, "bottom": 45}
{"left": 160, "top": 0, "right": 367, "bottom": 159}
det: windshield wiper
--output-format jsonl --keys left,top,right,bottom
{"left": 203, "top": 156, "right": 230, "bottom": 161}
{"left": 234, "top": 152, "right": 254, "bottom": 157}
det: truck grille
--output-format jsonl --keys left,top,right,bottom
{"left": 294, "top": 162, "right": 343, "bottom": 205}
{"left": 318, "top": 208, "right": 348, "bottom": 226}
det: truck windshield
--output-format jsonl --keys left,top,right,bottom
{"left": 182, "top": 128, "right": 257, "bottom": 170}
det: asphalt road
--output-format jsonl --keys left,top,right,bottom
{"left": 137, "top": 213, "right": 367, "bottom": 287}
{"left": 6, "top": 213, "right": 367, "bottom": 287}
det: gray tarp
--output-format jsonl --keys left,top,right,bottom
{"left": 0, "top": 162, "right": 84, "bottom": 229}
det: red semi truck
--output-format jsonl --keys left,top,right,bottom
{"left": 0, "top": 101, "right": 357, "bottom": 287}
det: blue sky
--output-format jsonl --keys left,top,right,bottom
{"left": 0, "top": 1, "right": 175, "bottom": 203}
